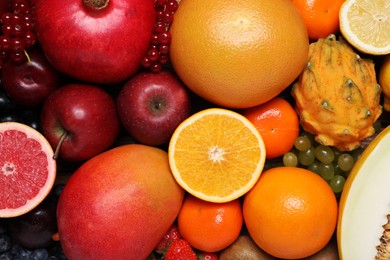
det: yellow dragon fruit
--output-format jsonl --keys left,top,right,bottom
{"left": 291, "top": 34, "right": 382, "bottom": 151}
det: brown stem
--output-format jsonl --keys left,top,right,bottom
{"left": 53, "top": 131, "right": 68, "bottom": 160}
{"left": 83, "top": 0, "right": 109, "bottom": 9}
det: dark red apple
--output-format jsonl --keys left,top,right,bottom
{"left": 40, "top": 84, "right": 120, "bottom": 162}
{"left": 7, "top": 197, "right": 57, "bottom": 249}
{"left": 32, "top": 0, "right": 155, "bottom": 84}
{"left": 1, "top": 46, "right": 62, "bottom": 108}
{"left": 117, "top": 70, "right": 191, "bottom": 146}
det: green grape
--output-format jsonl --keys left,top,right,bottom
{"left": 307, "top": 160, "right": 321, "bottom": 175}
{"left": 351, "top": 147, "right": 364, "bottom": 162}
{"left": 294, "top": 136, "right": 311, "bottom": 151}
{"left": 338, "top": 153, "right": 354, "bottom": 172}
{"left": 333, "top": 162, "right": 345, "bottom": 176}
{"left": 300, "top": 131, "right": 317, "bottom": 147}
{"left": 314, "top": 145, "right": 335, "bottom": 164}
{"left": 298, "top": 146, "right": 315, "bottom": 166}
{"left": 332, "top": 147, "right": 342, "bottom": 163}
{"left": 319, "top": 163, "right": 334, "bottom": 181}
{"left": 329, "top": 175, "right": 346, "bottom": 193}
{"left": 283, "top": 152, "right": 298, "bottom": 167}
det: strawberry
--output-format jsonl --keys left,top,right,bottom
{"left": 197, "top": 251, "right": 219, "bottom": 260}
{"left": 155, "top": 224, "right": 182, "bottom": 254}
{"left": 164, "top": 239, "right": 197, "bottom": 260}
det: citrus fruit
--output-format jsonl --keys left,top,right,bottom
{"left": 380, "top": 55, "right": 390, "bottom": 111}
{"left": 339, "top": 0, "right": 390, "bottom": 55}
{"left": 57, "top": 144, "right": 184, "bottom": 259}
{"left": 0, "top": 122, "right": 56, "bottom": 218}
{"left": 243, "top": 166, "right": 338, "bottom": 259}
{"left": 241, "top": 97, "right": 300, "bottom": 159}
{"left": 169, "top": 0, "right": 309, "bottom": 108}
{"left": 291, "top": 0, "right": 344, "bottom": 40}
{"left": 168, "top": 108, "right": 266, "bottom": 203}
{"left": 177, "top": 195, "right": 243, "bottom": 252}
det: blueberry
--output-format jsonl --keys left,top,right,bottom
{"left": 0, "top": 251, "right": 13, "bottom": 260}
{"left": 0, "top": 234, "right": 12, "bottom": 253}
{"left": 32, "top": 248, "right": 49, "bottom": 260}
{"left": 10, "top": 245, "right": 33, "bottom": 260}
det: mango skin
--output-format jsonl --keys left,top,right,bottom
{"left": 57, "top": 144, "right": 185, "bottom": 260}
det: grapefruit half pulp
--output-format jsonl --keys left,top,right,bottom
{"left": 0, "top": 122, "right": 56, "bottom": 218}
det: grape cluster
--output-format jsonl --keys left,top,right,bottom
{"left": 282, "top": 131, "right": 368, "bottom": 195}
{"left": 141, "top": 0, "right": 178, "bottom": 72}
{"left": 0, "top": 0, "right": 37, "bottom": 68}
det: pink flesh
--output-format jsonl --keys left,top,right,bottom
{"left": 0, "top": 129, "right": 48, "bottom": 209}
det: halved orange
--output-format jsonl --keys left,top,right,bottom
{"left": 168, "top": 108, "right": 266, "bottom": 203}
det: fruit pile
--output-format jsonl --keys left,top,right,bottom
{"left": 1, "top": 0, "right": 390, "bottom": 259}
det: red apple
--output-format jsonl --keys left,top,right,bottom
{"left": 40, "top": 84, "right": 120, "bottom": 162}
{"left": 117, "top": 70, "right": 191, "bottom": 146}
{"left": 1, "top": 46, "right": 62, "bottom": 108}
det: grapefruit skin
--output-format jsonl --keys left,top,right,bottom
{"left": 57, "top": 144, "right": 185, "bottom": 260}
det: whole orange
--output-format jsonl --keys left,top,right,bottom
{"left": 241, "top": 97, "right": 300, "bottom": 159}
{"left": 169, "top": 0, "right": 309, "bottom": 108}
{"left": 177, "top": 195, "right": 243, "bottom": 252}
{"left": 291, "top": 0, "right": 345, "bottom": 40}
{"left": 243, "top": 166, "right": 338, "bottom": 259}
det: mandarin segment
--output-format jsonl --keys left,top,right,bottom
{"left": 168, "top": 108, "right": 266, "bottom": 203}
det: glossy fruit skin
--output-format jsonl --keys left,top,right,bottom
{"left": 32, "top": 0, "right": 155, "bottom": 84}
{"left": 1, "top": 46, "right": 62, "bottom": 108}
{"left": 291, "top": 0, "right": 344, "bottom": 40}
{"left": 40, "top": 84, "right": 120, "bottom": 162}
{"left": 117, "top": 70, "right": 191, "bottom": 146}
{"left": 164, "top": 239, "right": 197, "bottom": 260}
{"left": 177, "top": 195, "right": 243, "bottom": 252}
{"left": 6, "top": 198, "right": 57, "bottom": 249}
{"left": 57, "top": 144, "right": 185, "bottom": 260}
{"left": 241, "top": 97, "right": 300, "bottom": 159}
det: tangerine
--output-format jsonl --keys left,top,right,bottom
{"left": 243, "top": 166, "right": 338, "bottom": 259}
{"left": 241, "top": 97, "right": 300, "bottom": 159}
{"left": 291, "top": 0, "right": 345, "bottom": 40}
{"left": 177, "top": 194, "right": 243, "bottom": 252}
{"left": 169, "top": 0, "right": 309, "bottom": 108}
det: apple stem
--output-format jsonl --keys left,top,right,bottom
{"left": 83, "top": 0, "right": 109, "bottom": 9}
{"left": 24, "top": 50, "right": 31, "bottom": 64}
{"left": 53, "top": 131, "right": 68, "bottom": 160}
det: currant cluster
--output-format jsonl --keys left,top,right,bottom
{"left": 142, "top": 0, "right": 178, "bottom": 73}
{"left": 0, "top": 0, "right": 37, "bottom": 68}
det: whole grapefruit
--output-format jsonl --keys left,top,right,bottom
{"left": 56, "top": 144, "right": 185, "bottom": 260}
{"left": 170, "top": 0, "right": 309, "bottom": 108}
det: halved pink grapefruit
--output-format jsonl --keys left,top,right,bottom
{"left": 0, "top": 122, "right": 56, "bottom": 218}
